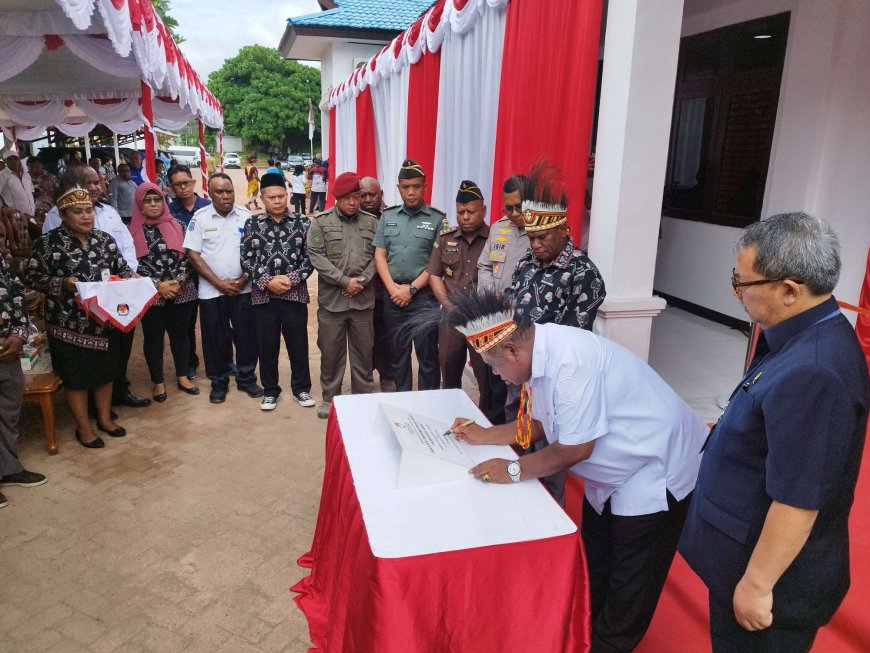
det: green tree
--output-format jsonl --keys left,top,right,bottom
{"left": 208, "top": 46, "right": 321, "bottom": 153}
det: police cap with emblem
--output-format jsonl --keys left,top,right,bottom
{"left": 398, "top": 159, "right": 425, "bottom": 180}
{"left": 456, "top": 180, "right": 483, "bottom": 203}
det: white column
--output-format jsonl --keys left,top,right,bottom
{"left": 588, "top": 0, "right": 684, "bottom": 361}
{"left": 83, "top": 132, "right": 91, "bottom": 161}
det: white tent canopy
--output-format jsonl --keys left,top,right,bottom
{"left": 0, "top": 0, "right": 222, "bottom": 144}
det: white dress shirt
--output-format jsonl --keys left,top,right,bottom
{"left": 182, "top": 204, "right": 251, "bottom": 300}
{"left": 42, "top": 202, "right": 138, "bottom": 272}
{"left": 0, "top": 167, "right": 35, "bottom": 215}
{"left": 528, "top": 323, "right": 708, "bottom": 516}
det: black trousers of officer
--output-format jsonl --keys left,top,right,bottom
{"left": 382, "top": 287, "right": 440, "bottom": 392}
{"left": 199, "top": 293, "right": 259, "bottom": 392}
{"left": 372, "top": 297, "right": 394, "bottom": 381}
{"left": 582, "top": 490, "right": 692, "bottom": 653}
{"left": 254, "top": 299, "right": 311, "bottom": 398}
{"left": 187, "top": 299, "right": 200, "bottom": 376}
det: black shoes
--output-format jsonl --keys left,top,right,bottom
{"left": 97, "top": 424, "right": 127, "bottom": 438}
{"left": 177, "top": 383, "right": 200, "bottom": 395}
{"left": 0, "top": 470, "right": 47, "bottom": 487}
{"left": 112, "top": 392, "right": 152, "bottom": 408}
{"left": 209, "top": 391, "right": 227, "bottom": 404}
{"left": 153, "top": 392, "right": 167, "bottom": 402}
{"left": 239, "top": 383, "right": 264, "bottom": 398}
{"left": 75, "top": 430, "right": 105, "bottom": 449}
{"left": 0, "top": 491, "right": 7, "bottom": 508}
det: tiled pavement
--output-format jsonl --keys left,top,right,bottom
{"left": 1, "top": 285, "right": 743, "bottom": 652}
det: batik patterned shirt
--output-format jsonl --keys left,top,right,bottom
{"left": 137, "top": 223, "right": 196, "bottom": 306}
{"left": 0, "top": 257, "right": 29, "bottom": 341}
{"left": 240, "top": 212, "right": 312, "bottom": 305}
{"left": 27, "top": 225, "right": 133, "bottom": 350}
{"left": 508, "top": 237, "right": 606, "bottom": 330}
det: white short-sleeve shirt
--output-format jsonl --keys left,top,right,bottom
{"left": 528, "top": 323, "right": 708, "bottom": 516}
{"left": 183, "top": 204, "right": 251, "bottom": 300}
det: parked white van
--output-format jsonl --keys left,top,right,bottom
{"left": 168, "top": 146, "right": 201, "bottom": 166}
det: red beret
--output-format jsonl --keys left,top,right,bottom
{"left": 333, "top": 172, "right": 361, "bottom": 199}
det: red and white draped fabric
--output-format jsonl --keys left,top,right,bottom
{"left": 325, "top": 0, "right": 601, "bottom": 232}
{"left": 0, "top": 0, "right": 222, "bottom": 171}
{"left": 857, "top": 246, "right": 870, "bottom": 375}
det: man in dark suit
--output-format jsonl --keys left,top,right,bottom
{"left": 679, "top": 212, "right": 869, "bottom": 652}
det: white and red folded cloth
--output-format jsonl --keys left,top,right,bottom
{"left": 75, "top": 278, "right": 158, "bottom": 332}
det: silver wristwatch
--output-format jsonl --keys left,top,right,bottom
{"left": 507, "top": 460, "right": 521, "bottom": 483}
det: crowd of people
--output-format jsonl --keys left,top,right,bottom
{"left": 1, "top": 142, "right": 867, "bottom": 652}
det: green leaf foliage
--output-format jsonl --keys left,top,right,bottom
{"left": 208, "top": 45, "right": 321, "bottom": 152}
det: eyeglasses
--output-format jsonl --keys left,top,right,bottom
{"left": 172, "top": 180, "right": 194, "bottom": 188}
{"left": 730, "top": 268, "right": 802, "bottom": 293}
{"left": 503, "top": 204, "right": 523, "bottom": 216}
{"left": 142, "top": 196, "right": 164, "bottom": 204}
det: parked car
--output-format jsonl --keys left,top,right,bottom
{"left": 223, "top": 152, "right": 241, "bottom": 169}
{"left": 285, "top": 155, "right": 304, "bottom": 170}
{"left": 168, "top": 146, "right": 201, "bottom": 166}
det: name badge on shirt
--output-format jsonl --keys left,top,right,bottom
{"left": 204, "top": 227, "right": 219, "bottom": 232}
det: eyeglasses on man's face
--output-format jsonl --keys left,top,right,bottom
{"left": 730, "top": 268, "right": 802, "bottom": 293}
{"left": 172, "top": 179, "right": 194, "bottom": 189}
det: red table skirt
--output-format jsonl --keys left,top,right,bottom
{"left": 291, "top": 412, "right": 591, "bottom": 652}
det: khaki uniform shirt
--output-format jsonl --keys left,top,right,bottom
{"left": 426, "top": 224, "right": 490, "bottom": 294}
{"left": 476, "top": 216, "right": 530, "bottom": 293}
{"left": 307, "top": 206, "right": 378, "bottom": 312}
{"left": 371, "top": 203, "right": 446, "bottom": 283}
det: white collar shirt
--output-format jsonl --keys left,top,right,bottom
{"left": 182, "top": 204, "right": 251, "bottom": 299}
{"left": 41, "top": 202, "right": 138, "bottom": 272}
{"left": 0, "top": 167, "right": 35, "bottom": 215}
{"left": 528, "top": 323, "right": 708, "bottom": 516}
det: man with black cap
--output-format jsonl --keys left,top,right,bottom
{"left": 372, "top": 159, "right": 445, "bottom": 392}
{"left": 427, "top": 180, "right": 492, "bottom": 416}
{"left": 241, "top": 172, "right": 314, "bottom": 411}
{"left": 307, "top": 172, "right": 378, "bottom": 418}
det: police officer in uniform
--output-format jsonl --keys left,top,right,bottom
{"left": 372, "top": 160, "right": 443, "bottom": 392}
{"left": 307, "top": 172, "right": 378, "bottom": 418}
{"left": 427, "top": 180, "right": 492, "bottom": 417}
{"left": 476, "top": 175, "right": 531, "bottom": 424}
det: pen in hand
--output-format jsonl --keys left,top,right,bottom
{"left": 443, "top": 418, "right": 475, "bottom": 437}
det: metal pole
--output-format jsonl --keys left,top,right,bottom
{"left": 113, "top": 132, "right": 120, "bottom": 169}
{"left": 84, "top": 131, "right": 91, "bottom": 161}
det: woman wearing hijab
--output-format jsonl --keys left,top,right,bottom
{"left": 130, "top": 183, "right": 200, "bottom": 402}
{"left": 290, "top": 164, "right": 307, "bottom": 215}
{"left": 28, "top": 186, "right": 134, "bottom": 448}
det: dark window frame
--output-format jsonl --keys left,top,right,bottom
{"left": 662, "top": 12, "right": 790, "bottom": 229}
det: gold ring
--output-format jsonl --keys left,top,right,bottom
{"left": 482, "top": 474, "right": 491, "bottom": 482}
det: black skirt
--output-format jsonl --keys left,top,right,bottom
{"left": 48, "top": 331, "right": 122, "bottom": 391}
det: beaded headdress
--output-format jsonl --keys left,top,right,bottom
{"left": 56, "top": 187, "right": 91, "bottom": 212}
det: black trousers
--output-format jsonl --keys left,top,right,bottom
{"left": 253, "top": 300, "right": 311, "bottom": 398}
{"left": 309, "top": 191, "right": 326, "bottom": 213}
{"left": 709, "top": 595, "right": 817, "bottom": 653}
{"left": 199, "top": 293, "right": 258, "bottom": 392}
{"left": 372, "top": 297, "right": 394, "bottom": 381}
{"left": 141, "top": 300, "right": 195, "bottom": 384}
{"left": 485, "top": 366, "right": 507, "bottom": 425}
{"left": 187, "top": 298, "right": 200, "bottom": 374}
{"left": 291, "top": 193, "right": 306, "bottom": 215}
{"left": 582, "top": 491, "right": 692, "bottom": 653}
{"left": 111, "top": 328, "right": 135, "bottom": 400}
{"left": 382, "top": 288, "right": 440, "bottom": 392}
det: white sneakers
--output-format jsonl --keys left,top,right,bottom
{"left": 260, "top": 396, "right": 278, "bottom": 411}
